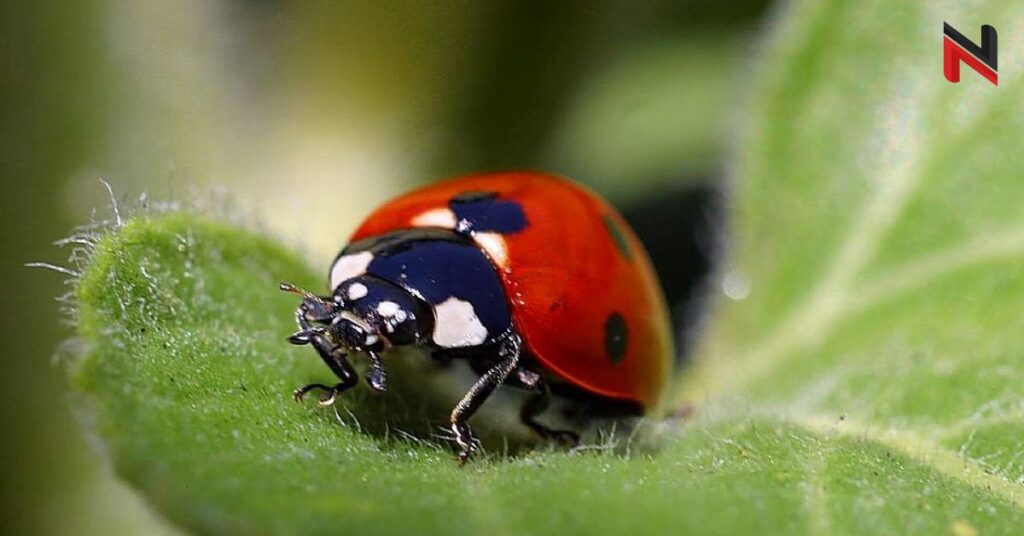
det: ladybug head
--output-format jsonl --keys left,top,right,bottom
{"left": 329, "top": 275, "right": 432, "bottom": 348}
{"left": 280, "top": 278, "right": 431, "bottom": 353}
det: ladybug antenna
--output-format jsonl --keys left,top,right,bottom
{"left": 279, "top": 282, "right": 325, "bottom": 303}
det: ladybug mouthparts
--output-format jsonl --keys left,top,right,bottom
{"left": 281, "top": 282, "right": 375, "bottom": 350}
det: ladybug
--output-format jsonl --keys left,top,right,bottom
{"left": 281, "top": 171, "right": 672, "bottom": 461}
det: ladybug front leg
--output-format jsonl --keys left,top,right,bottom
{"left": 290, "top": 332, "right": 358, "bottom": 406}
{"left": 287, "top": 302, "right": 359, "bottom": 405}
{"left": 450, "top": 333, "right": 521, "bottom": 463}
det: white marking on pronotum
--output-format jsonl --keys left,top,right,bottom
{"left": 376, "top": 300, "right": 408, "bottom": 323}
{"left": 473, "top": 232, "right": 509, "bottom": 268}
{"left": 411, "top": 208, "right": 457, "bottom": 229}
{"left": 377, "top": 300, "right": 399, "bottom": 315}
{"left": 432, "top": 297, "right": 488, "bottom": 348}
{"left": 347, "top": 282, "right": 368, "bottom": 300}
{"left": 330, "top": 251, "right": 373, "bottom": 290}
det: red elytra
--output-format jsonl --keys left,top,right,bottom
{"left": 349, "top": 171, "right": 673, "bottom": 409}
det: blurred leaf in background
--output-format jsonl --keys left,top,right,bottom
{"left": 0, "top": 2, "right": 178, "bottom": 534}
{"left": 70, "top": 1, "right": 762, "bottom": 261}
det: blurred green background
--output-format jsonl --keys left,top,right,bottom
{"left": 2, "top": 1, "right": 767, "bottom": 533}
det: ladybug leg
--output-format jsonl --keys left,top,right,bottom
{"left": 364, "top": 350, "right": 387, "bottom": 392}
{"left": 287, "top": 303, "right": 359, "bottom": 405}
{"left": 290, "top": 331, "right": 358, "bottom": 406}
{"left": 287, "top": 302, "right": 327, "bottom": 345}
{"left": 519, "top": 378, "right": 580, "bottom": 447}
{"left": 450, "top": 333, "right": 521, "bottom": 463}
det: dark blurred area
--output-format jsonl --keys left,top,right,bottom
{"left": 1, "top": 1, "right": 765, "bottom": 533}
{"left": 622, "top": 182, "right": 723, "bottom": 364}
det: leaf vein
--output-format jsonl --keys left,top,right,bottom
{"left": 792, "top": 414, "right": 1024, "bottom": 510}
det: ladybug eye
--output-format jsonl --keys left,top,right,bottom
{"left": 301, "top": 298, "right": 337, "bottom": 323}
{"left": 335, "top": 312, "right": 378, "bottom": 348}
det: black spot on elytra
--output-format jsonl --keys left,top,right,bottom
{"left": 603, "top": 215, "right": 633, "bottom": 261}
{"left": 451, "top": 191, "right": 499, "bottom": 204}
{"left": 604, "top": 313, "right": 628, "bottom": 364}
{"left": 448, "top": 193, "right": 527, "bottom": 234}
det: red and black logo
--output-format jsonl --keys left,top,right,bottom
{"left": 943, "top": 23, "right": 998, "bottom": 86}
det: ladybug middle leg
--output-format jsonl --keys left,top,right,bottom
{"left": 518, "top": 378, "right": 580, "bottom": 447}
{"left": 291, "top": 334, "right": 358, "bottom": 405}
{"left": 364, "top": 350, "right": 387, "bottom": 392}
{"left": 450, "top": 333, "right": 521, "bottom": 463}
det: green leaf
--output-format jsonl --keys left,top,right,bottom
{"left": 69, "top": 214, "right": 815, "bottom": 535}
{"left": 683, "top": 0, "right": 1024, "bottom": 529}
{"left": 68, "top": 1, "right": 1024, "bottom": 534}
